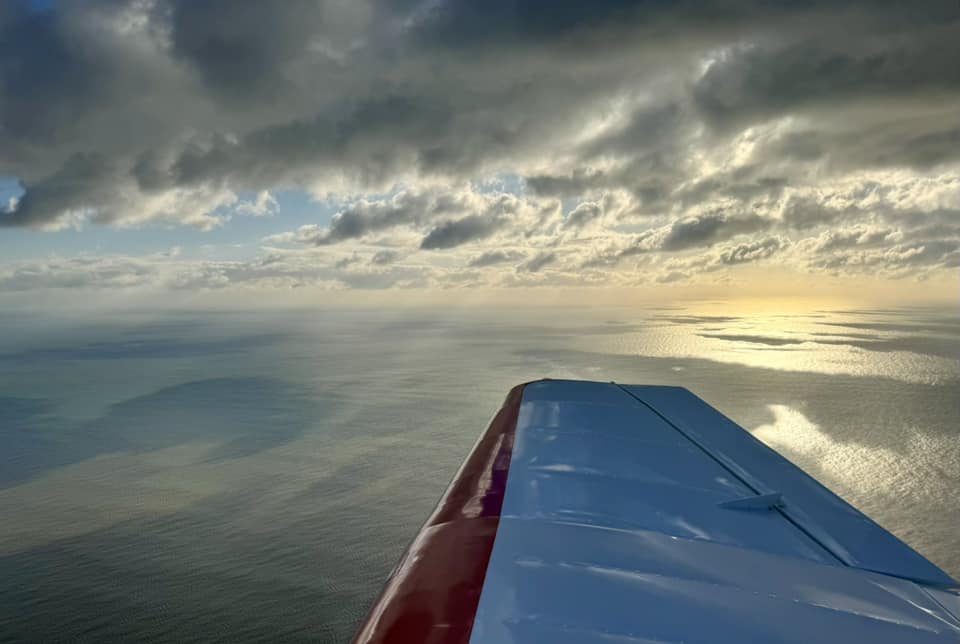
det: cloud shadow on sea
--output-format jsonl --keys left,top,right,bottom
{"left": 0, "top": 377, "right": 321, "bottom": 490}
{"left": 696, "top": 332, "right": 960, "bottom": 360}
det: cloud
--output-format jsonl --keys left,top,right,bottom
{"left": 268, "top": 186, "right": 559, "bottom": 250}
{"left": 235, "top": 191, "right": 278, "bottom": 217}
{"left": 370, "top": 249, "right": 400, "bottom": 265}
{"left": 333, "top": 254, "right": 361, "bottom": 269}
{"left": 0, "top": 0, "right": 957, "bottom": 291}
{"left": 657, "top": 270, "right": 689, "bottom": 284}
{"left": 811, "top": 226, "right": 902, "bottom": 253}
{"left": 526, "top": 169, "right": 610, "bottom": 198}
{"left": 166, "top": 0, "right": 326, "bottom": 98}
{"left": 564, "top": 202, "right": 603, "bottom": 229}
{"left": 693, "top": 26, "right": 960, "bottom": 130}
{"left": 719, "top": 236, "right": 787, "bottom": 265}
{"left": 519, "top": 251, "right": 557, "bottom": 273}
{"left": 660, "top": 212, "right": 772, "bottom": 251}
{"left": 313, "top": 192, "right": 439, "bottom": 245}
{"left": 0, "top": 256, "right": 156, "bottom": 291}
{"left": 468, "top": 250, "right": 525, "bottom": 267}
{"left": 420, "top": 214, "right": 505, "bottom": 250}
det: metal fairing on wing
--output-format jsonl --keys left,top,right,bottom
{"left": 354, "top": 379, "right": 960, "bottom": 644}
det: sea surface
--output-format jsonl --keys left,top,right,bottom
{"left": 1, "top": 302, "right": 958, "bottom": 642}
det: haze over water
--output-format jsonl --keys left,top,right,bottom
{"left": 1, "top": 302, "right": 957, "bottom": 642}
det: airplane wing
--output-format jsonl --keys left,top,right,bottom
{"left": 352, "top": 379, "right": 960, "bottom": 643}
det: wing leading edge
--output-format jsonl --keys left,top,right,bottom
{"left": 355, "top": 379, "right": 960, "bottom": 644}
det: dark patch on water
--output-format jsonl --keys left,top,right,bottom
{"left": 1, "top": 377, "right": 320, "bottom": 489}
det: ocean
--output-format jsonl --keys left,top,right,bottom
{"left": 1, "top": 302, "right": 957, "bottom": 642}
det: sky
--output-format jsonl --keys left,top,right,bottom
{"left": 1, "top": 0, "right": 958, "bottom": 306}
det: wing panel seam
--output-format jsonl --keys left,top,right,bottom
{"left": 613, "top": 383, "right": 846, "bottom": 567}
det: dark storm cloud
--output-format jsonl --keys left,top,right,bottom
{"left": 693, "top": 24, "right": 960, "bottom": 129}
{"left": 302, "top": 187, "right": 502, "bottom": 245}
{"left": 766, "top": 121, "right": 960, "bottom": 172}
{"left": 165, "top": 93, "right": 459, "bottom": 190}
{"left": 780, "top": 196, "right": 855, "bottom": 232}
{"left": 0, "top": 3, "right": 110, "bottom": 154}
{"left": 166, "top": 0, "right": 323, "bottom": 98}
{"left": 315, "top": 193, "right": 434, "bottom": 245}
{"left": 401, "top": 0, "right": 924, "bottom": 54}
{"left": 660, "top": 213, "right": 771, "bottom": 251}
{"left": 404, "top": 0, "right": 640, "bottom": 47}
{"left": 581, "top": 217, "right": 785, "bottom": 272}
{"left": 582, "top": 102, "right": 686, "bottom": 158}
{"left": 0, "top": 154, "right": 113, "bottom": 227}
{"left": 523, "top": 101, "right": 693, "bottom": 210}
{"left": 420, "top": 214, "right": 505, "bottom": 250}
{"left": 282, "top": 185, "right": 546, "bottom": 250}
{"left": 674, "top": 171, "right": 790, "bottom": 212}
{"left": 526, "top": 169, "right": 611, "bottom": 199}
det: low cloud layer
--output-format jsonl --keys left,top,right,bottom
{"left": 1, "top": 0, "right": 958, "bottom": 291}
